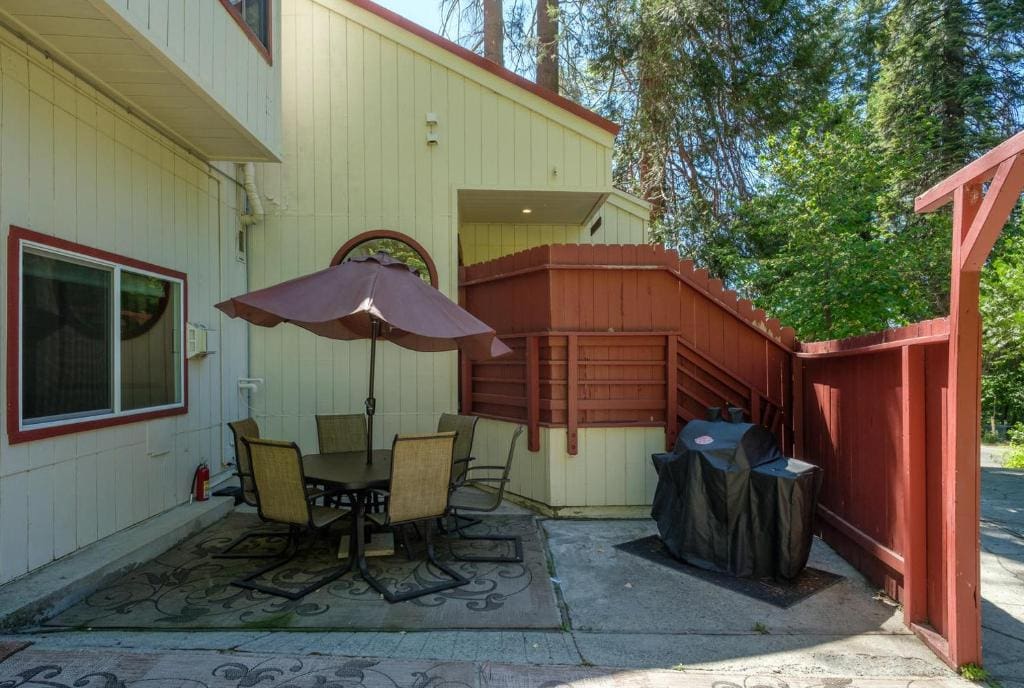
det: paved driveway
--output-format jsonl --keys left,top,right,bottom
{"left": 980, "top": 446, "right": 1024, "bottom": 687}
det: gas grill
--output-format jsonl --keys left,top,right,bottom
{"left": 651, "top": 411, "right": 823, "bottom": 579}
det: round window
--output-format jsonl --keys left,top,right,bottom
{"left": 332, "top": 231, "right": 438, "bottom": 287}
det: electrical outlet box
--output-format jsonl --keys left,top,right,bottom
{"left": 186, "top": 323, "right": 209, "bottom": 359}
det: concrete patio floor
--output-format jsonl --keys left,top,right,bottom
{"left": 0, "top": 494, "right": 967, "bottom": 684}
{"left": 0, "top": 640, "right": 969, "bottom": 687}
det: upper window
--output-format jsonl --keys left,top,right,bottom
{"left": 8, "top": 228, "right": 186, "bottom": 443}
{"left": 332, "top": 230, "right": 439, "bottom": 288}
{"left": 221, "top": 0, "right": 272, "bottom": 63}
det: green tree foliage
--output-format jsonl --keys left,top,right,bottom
{"left": 981, "top": 222, "right": 1024, "bottom": 425}
{"left": 729, "top": 102, "right": 936, "bottom": 340}
{"left": 584, "top": 0, "right": 841, "bottom": 276}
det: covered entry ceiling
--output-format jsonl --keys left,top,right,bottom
{"left": 458, "top": 189, "right": 609, "bottom": 225}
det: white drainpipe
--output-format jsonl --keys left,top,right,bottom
{"left": 240, "top": 162, "right": 264, "bottom": 226}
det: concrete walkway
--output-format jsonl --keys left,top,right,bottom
{"left": 980, "top": 445, "right": 1024, "bottom": 688}
{"left": 0, "top": 640, "right": 968, "bottom": 687}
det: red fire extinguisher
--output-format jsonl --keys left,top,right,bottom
{"left": 192, "top": 463, "right": 210, "bottom": 502}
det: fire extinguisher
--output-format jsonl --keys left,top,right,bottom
{"left": 192, "top": 463, "right": 210, "bottom": 502}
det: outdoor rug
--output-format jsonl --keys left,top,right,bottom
{"left": 614, "top": 535, "right": 843, "bottom": 608}
{"left": 45, "top": 513, "right": 561, "bottom": 631}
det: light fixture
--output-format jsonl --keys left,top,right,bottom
{"left": 522, "top": 208, "right": 533, "bottom": 215}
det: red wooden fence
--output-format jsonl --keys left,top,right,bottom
{"left": 795, "top": 318, "right": 952, "bottom": 657}
{"left": 459, "top": 244, "right": 795, "bottom": 454}
{"left": 459, "top": 234, "right": 998, "bottom": 670}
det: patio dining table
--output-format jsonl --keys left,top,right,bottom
{"left": 302, "top": 449, "right": 392, "bottom": 569}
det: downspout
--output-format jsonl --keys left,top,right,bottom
{"left": 238, "top": 163, "right": 262, "bottom": 420}
{"left": 240, "top": 162, "right": 264, "bottom": 225}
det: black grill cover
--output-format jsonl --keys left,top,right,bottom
{"left": 651, "top": 419, "right": 823, "bottom": 579}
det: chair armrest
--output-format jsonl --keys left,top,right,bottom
{"left": 306, "top": 486, "right": 345, "bottom": 502}
{"left": 463, "top": 477, "right": 509, "bottom": 485}
{"left": 453, "top": 456, "right": 476, "bottom": 465}
{"left": 464, "top": 465, "right": 510, "bottom": 473}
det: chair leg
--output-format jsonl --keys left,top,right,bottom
{"left": 447, "top": 513, "right": 483, "bottom": 533}
{"left": 231, "top": 527, "right": 350, "bottom": 600}
{"left": 213, "top": 529, "right": 291, "bottom": 559}
{"left": 400, "top": 525, "right": 415, "bottom": 561}
{"left": 357, "top": 520, "right": 469, "bottom": 604}
{"left": 447, "top": 511, "right": 523, "bottom": 564}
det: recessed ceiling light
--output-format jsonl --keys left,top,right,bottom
{"left": 522, "top": 208, "right": 533, "bottom": 214}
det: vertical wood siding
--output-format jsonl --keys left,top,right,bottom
{"left": 0, "top": 30, "right": 247, "bottom": 585}
{"left": 99, "top": 0, "right": 283, "bottom": 156}
{"left": 248, "top": 0, "right": 619, "bottom": 456}
{"left": 460, "top": 194, "right": 650, "bottom": 265}
{"left": 461, "top": 244, "right": 794, "bottom": 507}
{"left": 795, "top": 319, "right": 950, "bottom": 635}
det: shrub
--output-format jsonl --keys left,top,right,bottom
{"left": 1005, "top": 424, "right": 1024, "bottom": 470}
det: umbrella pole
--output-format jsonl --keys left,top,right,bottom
{"left": 365, "top": 318, "right": 380, "bottom": 465}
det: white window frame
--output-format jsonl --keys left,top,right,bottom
{"left": 17, "top": 239, "right": 186, "bottom": 433}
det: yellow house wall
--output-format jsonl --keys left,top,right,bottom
{"left": 459, "top": 191, "right": 651, "bottom": 265}
{"left": 248, "top": 0, "right": 618, "bottom": 454}
{"left": 472, "top": 420, "right": 663, "bottom": 509}
{"left": 0, "top": 29, "right": 249, "bottom": 585}
{"left": 95, "top": 0, "right": 283, "bottom": 158}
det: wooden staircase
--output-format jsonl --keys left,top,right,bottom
{"left": 672, "top": 336, "right": 784, "bottom": 447}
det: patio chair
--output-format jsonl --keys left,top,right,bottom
{"left": 216, "top": 418, "right": 291, "bottom": 559}
{"left": 445, "top": 425, "right": 525, "bottom": 564}
{"left": 316, "top": 413, "right": 372, "bottom": 510}
{"left": 316, "top": 413, "right": 367, "bottom": 454}
{"left": 437, "top": 413, "right": 479, "bottom": 485}
{"left": 360, "top": 431, "right": 469, "bottom": 603}
{"left": 231, "top": 438, "right": 349, "bottom": 600}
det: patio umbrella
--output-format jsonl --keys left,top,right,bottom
{"left": 216, "top": 252, "right": 511, "bottom": 464}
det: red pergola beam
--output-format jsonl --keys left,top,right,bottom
{"left": 960, "top": 155, "right": 1024, "bottom": 271}
{"left": 916, "top": 129, "right": 1024, "bottom": 213}
{"left": 915, "top": 130, "right": 1024, "bottom": 670}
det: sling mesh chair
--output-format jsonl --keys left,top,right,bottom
{"left": 360, "top": 432, "right": 470, "bottom": 603}
{"left": 316, "top": 413, "right": 367, "bottom": 454}
{"left": 437, "top": 413, "right": 479, "bottom": 485}
{"left": 445, "top": 425, "right": 525, "bottom": 564}
{"left": 315, "top": 413, "right": 367, "bottom": 508}
{"left": 216, "top": 419, "right": 291, "bottom": 559}
{"left": 231, "top": 438, "right": 349, "bottom": 600}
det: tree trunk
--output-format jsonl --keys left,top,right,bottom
{"left": 637, "top": 49, "right": 666, "bottom": 222}
{"left": 483, "top": 0, "right": 504, "bottom": 66}
{"left": 536, "top": 0, "right": 559, "bottom": 92}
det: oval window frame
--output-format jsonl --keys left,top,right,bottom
{"left": 331, "top": 230, "right": 439, "bottom": 289}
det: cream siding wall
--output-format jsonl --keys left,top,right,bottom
{"left": 459, "top": 192, "right": 651, "bottom": 265}
{"left": 95, "top": 0, "right": 283, "bottom": 157}
{"left": 0, "top": 31, "right": 248, "bottom": 585}
{"left": 247, "top": 0, "right": 618, "bottom": 454}
{"left": 472, "top": 420, "right": 662, "bottom": 509}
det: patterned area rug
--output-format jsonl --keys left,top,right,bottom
{"left": 615, "top": 535, "right": 843, "bottom": 608}
{"left": 45, "top": 513, "right": 560, "bottom": 630}
{"left": 0, "top": 647, "right": 965, "bottom": 687}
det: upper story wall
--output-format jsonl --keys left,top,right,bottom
{"left": 245, "top": 0, "right": 623, "bottom": 453}
{"left": 0, "top": 0, "right": 283, "bottom": 161}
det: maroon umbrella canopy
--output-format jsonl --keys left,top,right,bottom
{"left": 216, "top": 252, "right": 511, "bottom": 360}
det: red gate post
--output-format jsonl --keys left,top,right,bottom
{"left": 915, "top": 130, "right": 1024, "bottom": 668}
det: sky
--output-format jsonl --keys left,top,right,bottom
{"left": 372, "top": 0, "right": 444, "bottom": 34}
